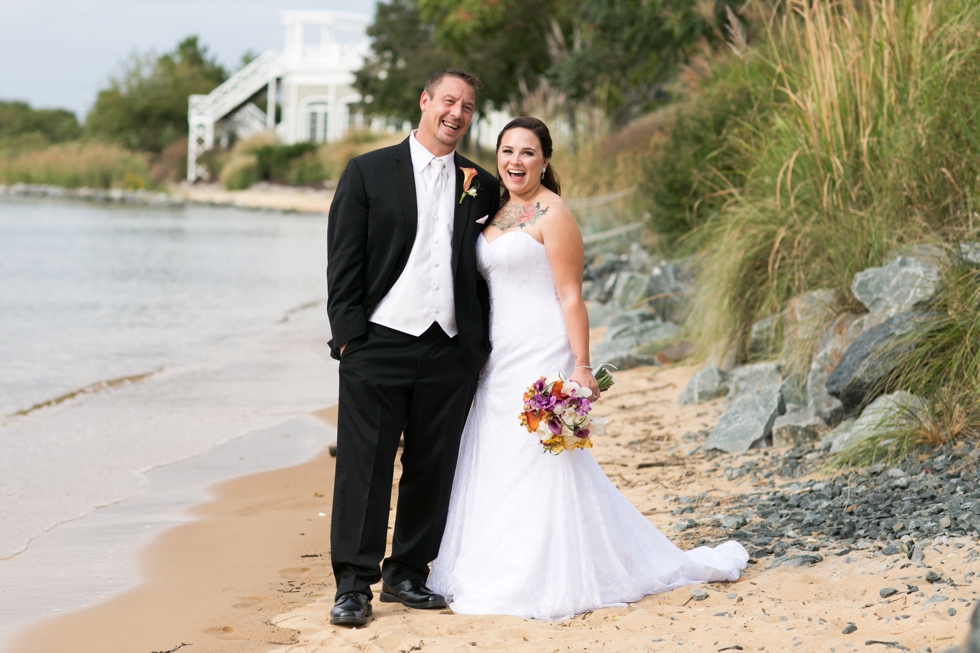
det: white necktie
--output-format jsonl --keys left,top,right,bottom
{"left": 427, "top": 158, "right": 447, "bottom": 197}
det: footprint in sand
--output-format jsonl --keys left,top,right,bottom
{"left": 279, "top": 567, "right": 311, "bottom": 579}
{"left": 204, "top": 625, "right": 238, "bottom": 638}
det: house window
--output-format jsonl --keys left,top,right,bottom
{"left": 305, "top": 102, "right": 329, "bottom": 142}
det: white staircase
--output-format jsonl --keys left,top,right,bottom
{"left": 187, "top": 50, "right": 280, "bottom": 182}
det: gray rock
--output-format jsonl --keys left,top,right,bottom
{"left": 628, "top": 242, "right": 655, "bottom": 273}
{"left": 842, "top": 623, "right": 857, "bottom": 634}
{"left": 587, "top": 302, "right": 618, "bottom": 328}
{"left": 923, "top": 594, "right": 949, "bottom": 606}
{"left": 807, "top": 313, "right": 872, "bottom": 424}
{"left": 851, "top": 255, "right": 940, "bottom": 321}
{"left": 645, "top": 260, "right": 691, "bottom": 321}
{"left": 960, "top": 243, "right": 980, "bottom": 266}
{"left": 772, "top": 405, "right": 828, "bottom": 447}
{"left": 880, "top": 587, "right": 898, "bottom": 598}
{"left": 825, "top": 312, "right": 939, "bottom": 411}
{"left": 691, "top": 587, "right": 708, "bottom": 601}
{"left": 926, "top": 570, "right": 943, "bottom": 583}
{"left": 823, "top": 391, "right": 925, "bottom": 454}
{"left": 674, "top": 519, "right": 698, "bottom": 531}
{"left": 749, "top": 314, "right": 779, "bottom": 355}
{"left": 705, "top": 383, "right": 786, "bottom": 453}
{"left": 780, "top": 374, "right": 807, "bottom": 406}
{"left": 597, "top": 272, "right": 619, "bottom": 303}
{"left": 727, "top": 362, "right": 782, "bottom": 401}
{"left": 678, "top": 366, "right": 731, "bottom": 405}
{"left": 783, "top": 289, "right": 840, "bottom": 348}
{"left": 721, "top": 515, "right": 748, "bottom": 530}
{"left": 611, "top": 272, "right": 650, "bottom": 311}
{"left": 591, "top": 310, "right": 679, "bottom": 370}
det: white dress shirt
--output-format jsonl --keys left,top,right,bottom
{"left": 369, "top": 131, "right": 458, "bottom": 337}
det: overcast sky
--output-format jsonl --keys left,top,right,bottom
{"left": 0, "top": 0, "right": 379, "bottom": 118}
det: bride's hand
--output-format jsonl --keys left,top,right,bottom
{"left": 570, "top": 367, "right": 600, "bottom": 400}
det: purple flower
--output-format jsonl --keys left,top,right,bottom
{"left": 547, "top": 418, "right": 563, "bottom": 435}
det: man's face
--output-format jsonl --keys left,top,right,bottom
{"left": 418, "top": 76, "right": 476, "bottom": 152}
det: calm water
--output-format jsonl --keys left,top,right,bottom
{"left": 0, "top": 198, "right": 339, "bottom": 564}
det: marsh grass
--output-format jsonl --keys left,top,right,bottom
{"left": 682, "top": 0, "right": 980, "bottom": 361}
{"left": 0, "top": 142, "right": 151, "bottom": 189}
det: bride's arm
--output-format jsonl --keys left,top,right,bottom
{"left": 540, "top": 201, "right": 600, "bottom": 399}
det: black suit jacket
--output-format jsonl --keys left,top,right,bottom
{"left": 326, "top": 138, "right": 500, "bottom": 374}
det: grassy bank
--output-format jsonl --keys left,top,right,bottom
{"left": 0, "top": 142, "right": 152, "bottom": 189}
{"left": 636, "top": 0, "right": 980, "bottom": 462}
{"left": 643, "top": 0, "right": 980, "bottom": 357}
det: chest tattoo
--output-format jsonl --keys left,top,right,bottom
{"left": 489, "top": 202, "right": 549, "bottom": 230}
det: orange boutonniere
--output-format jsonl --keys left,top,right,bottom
{"left": 459, "top": 167, "right": 479, "bottom": 204}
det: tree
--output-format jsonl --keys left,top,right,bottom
{"left": 0, "top": 101, "right": 81, "bottom": 144}
{"left": 354, "top": 0, "right": 561, "bottom": 125}
{"left": 551, "top": 0, "right": 748, "bottom": 126}
{"left": 86, "top": 36, "right": 228, "bottom": 152}
{"left": 356, "top": 0, "right": 752, "bottom": 130}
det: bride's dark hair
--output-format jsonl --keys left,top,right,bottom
{"left": 496, "top": 116, "right": 561, "bottom": 203}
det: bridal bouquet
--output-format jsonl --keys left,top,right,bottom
{"left": 519, "top": 369, "right": 614, "bottom": 455}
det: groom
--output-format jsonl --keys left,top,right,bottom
{"left": 325, "top": 69, "right": 499, "bottom": 627}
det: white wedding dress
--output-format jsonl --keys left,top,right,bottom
{"left": 428, "top": 231, "right": 748, "bottom": 620}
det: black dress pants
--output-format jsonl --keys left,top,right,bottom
{"left": 331, "top": 321, "right": 478, "bottom": 598}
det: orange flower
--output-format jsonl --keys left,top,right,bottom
{"left": 459, "top": 167, "right": 479, "bottom": 204}
{"left": 461, "top": 167, "right": 478, "bottom": 191}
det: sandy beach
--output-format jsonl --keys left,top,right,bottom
{"left": 11, "top": 368, "right": 978, "bottom": 653}
{"left": 173, "top": 183, "right": 334, "bottom": 214}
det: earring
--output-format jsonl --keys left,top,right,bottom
{"left": 541, "top": 167, "right": 547, "bottom": 180}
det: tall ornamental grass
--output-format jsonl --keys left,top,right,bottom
{"left": 0, "top": 142, "right": 151, "bottom": 189}
{"left": 686, "top": 0, "right": 980, "bottom": 360}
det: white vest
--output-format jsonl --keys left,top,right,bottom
{"left": 369, "top": 132, "right": 457, "bottom": 337}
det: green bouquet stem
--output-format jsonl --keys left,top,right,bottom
{"left": 595, "top": 367, "right": 615, "bottom": 393}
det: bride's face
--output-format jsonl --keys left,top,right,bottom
{"left": 497, "top": 128, "right": 549, "bottom": 198}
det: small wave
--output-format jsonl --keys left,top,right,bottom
{"left": 278, "top": 298, "right": 325, "bottom": 323}
{"left": 8, "top": 369, "right": 162, "bottom": 419}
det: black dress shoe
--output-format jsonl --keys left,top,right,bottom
{"left": 380, "top": 579, "right": 448, "bottom": 609}
{"left": 330, "top": 591, "right": 373, "bottom": 627}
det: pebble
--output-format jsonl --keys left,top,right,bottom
{"left": 925, "top": 570, "right": 942, "bottom": 583}
{"left": 686, "top": 441, "right": 980, "bottom": 560}
{"left": 691, "top": 588, "right": 708, "bottom": 601}
{"left": 842, "top": 623, "right": 857, "bottom": 634}
{"left": 948, "top": 607, "right": 957, "bottom": 616}
{"left": 879, "top": 587, "right": 898, "bottom": 598}
{"left": 727, "top": 592, "right": 738, "bottom": 599}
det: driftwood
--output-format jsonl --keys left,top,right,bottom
{"left": 151, "top": 644, "right": 191, "bottom": 653}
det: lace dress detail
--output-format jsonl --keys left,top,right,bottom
{"left": 428, "top": 232, "right": 748, "bottom": 620}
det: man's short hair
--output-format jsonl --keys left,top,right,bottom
{"left": 424, "top": 69, "right": 483, "bottom": 99}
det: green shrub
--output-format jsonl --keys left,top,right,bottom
{"left": 219, "top": 153, "right": 260, "bottom": 190}
{"left": 253, "top": 142, "right": 318, "bottom": 181}
{"left": 286, "top": 151, "right": 326, "bottom": 185}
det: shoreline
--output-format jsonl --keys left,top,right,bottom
{"left": 0, "top": 411, "right": 338, "bottom": 647}
{"left": 0, "top": 182, "right": 334, "bottom": 214}
{"left": 9, "top": 366, "right": 977, "bottom": 652}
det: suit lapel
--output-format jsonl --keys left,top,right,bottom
{"left": 393, "top": 140, "right": 418, "bottom": 262}
{"left": 451, "top": 155, "right": 471, "bottom": 275}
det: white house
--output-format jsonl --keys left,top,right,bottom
{"left": 186, "top": 10, "right": 370, "bottom": 182}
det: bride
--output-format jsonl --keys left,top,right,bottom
{"left": 428, "top": 116, "right": 748, "bottom": 620}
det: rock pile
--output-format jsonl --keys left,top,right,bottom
{"left": 676, "top": 249, "right": 948, "bottom": 456}
{"left": 0, "top": 183, "right": 185, "bottom": 206}
{"left": 584, "top": 242, "right": 694, "bottom": 370}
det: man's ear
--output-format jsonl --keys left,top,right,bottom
{"left": 419, "top": 90, "right": 430, "bottom": 113}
